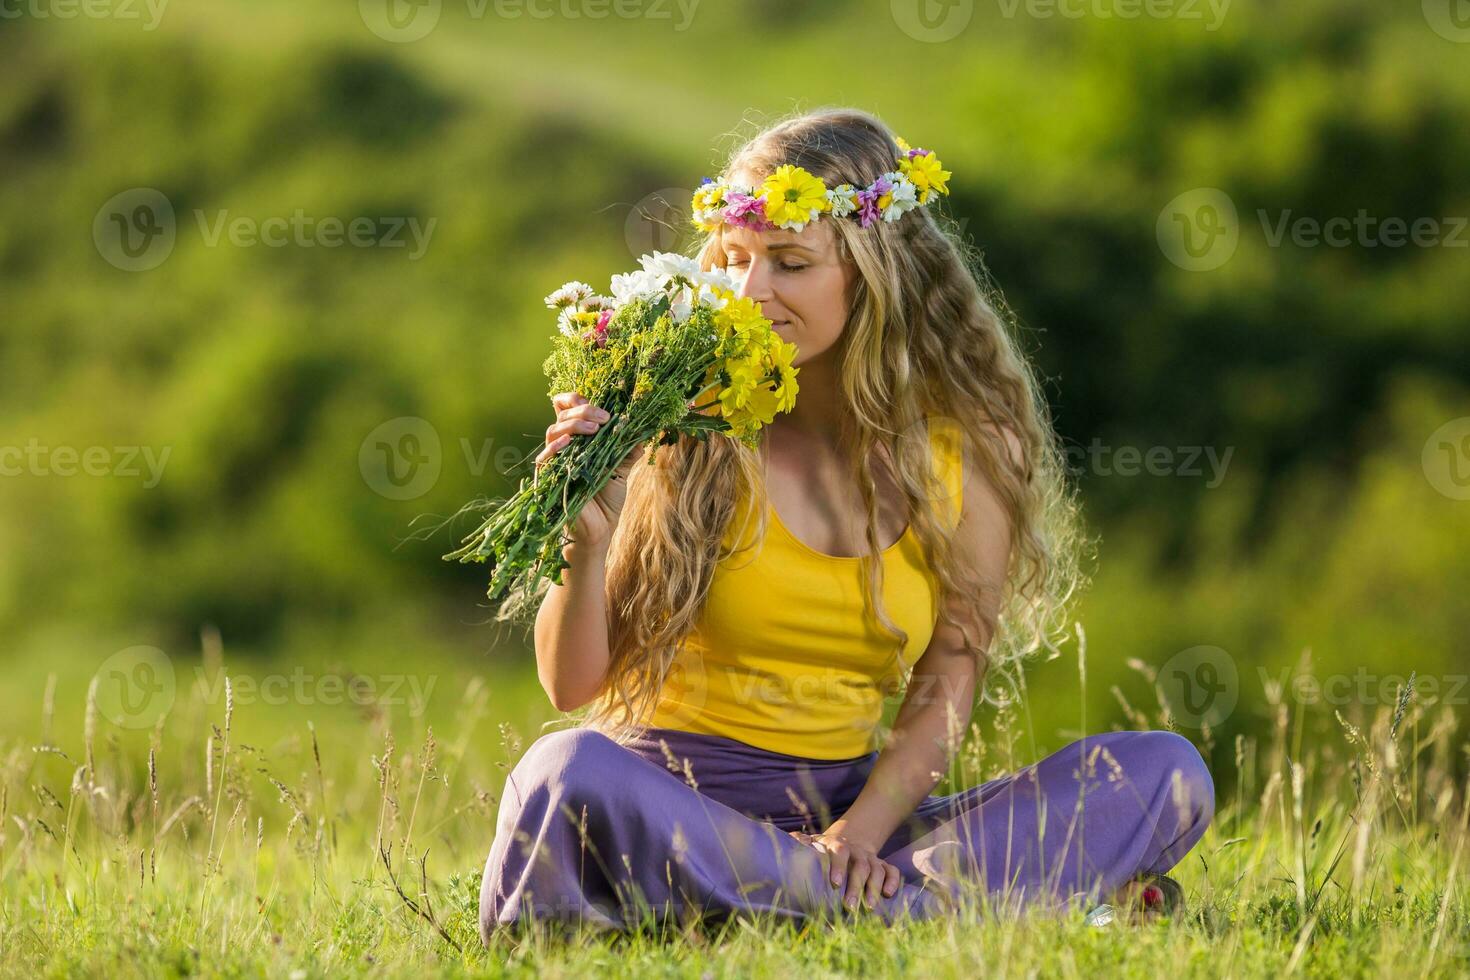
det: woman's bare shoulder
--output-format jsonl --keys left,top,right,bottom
{"left": 929, "top": 414, "right": 1025, "bottom": 472}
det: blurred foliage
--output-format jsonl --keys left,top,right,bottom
{"left": 0, "top": 0, "right": 1467, "bottom": 775}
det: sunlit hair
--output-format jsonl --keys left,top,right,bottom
{"left": 577, "top": 107, "right": 1090, "bottom": 745}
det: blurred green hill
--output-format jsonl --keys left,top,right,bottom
{"left": 1, "top": 0, "right": 1467, "bottom": 764}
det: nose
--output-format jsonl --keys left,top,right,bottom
{"left": 736, "top": 256, "right": 774, "bottom": 304}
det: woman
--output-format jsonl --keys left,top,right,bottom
{"left": 479, "top": 108, "right": 1213, "bottom": 938}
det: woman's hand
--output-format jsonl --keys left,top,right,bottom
{"left": 787, "top": 829, "right": 902, "bottom": 912}
{"left": 537, "top": 391, "right": 642, "bottom": 554}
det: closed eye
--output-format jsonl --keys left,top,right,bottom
{"left": 723, "top": 257, "right": 805, "bottom": 273}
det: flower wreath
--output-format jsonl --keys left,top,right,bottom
{"left": 691, "top": 136, "right": 952, "bottom": 234}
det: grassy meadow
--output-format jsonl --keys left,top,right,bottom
{"left": 2, "top": 629, "right": 1467, "bottom": 976}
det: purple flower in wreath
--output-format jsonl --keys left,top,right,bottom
{"left": 855, "top": 175, "right": 894, "bottom": 229}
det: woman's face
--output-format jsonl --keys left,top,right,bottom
{"left": 718, "top": 207, "right": 854, "bottom": 368}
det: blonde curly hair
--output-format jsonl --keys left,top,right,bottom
{"left": 571, "top": 107, "right": 1089, "bottom": 744}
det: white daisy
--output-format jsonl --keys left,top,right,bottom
{"left": 639, "top": 251, "right": 703, "bottom": 283}
{"left": 880, "top": 173, "right": 920, "bottom": 222}
{"left": 695, "top": 266, "right": 735, "bottom": 292}
{"left": 544, "top": 281, "right": 594, "bottom": 310}
{"left": 609, "top": 268, "right": 663, "bottom": 304}
{"left": 774, "top": 211, "right": 816, "bottom": 233}
{"left": 695, "top": 282, "right": 730, "bottom": 310}
{"left": 826, "top": 184, "right": 858, "bottom": 218}
{"left": 556, "top": 306, "right": 582, "bottom": 338}
{"left": 578, "top": 293, "right": 617, "bottom": 312}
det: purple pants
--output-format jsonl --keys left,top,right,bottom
{"left": 479, "top": 725, "right": 1213, "bottom": 937}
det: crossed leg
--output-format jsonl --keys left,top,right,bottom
{"left": 479, "top": 727, "right": 1214, "bottom": 940}
{"left": 480, "top": 727, "right": 953, "bottom": 938}
{"left": 875, "top": 729, "right": 1215, "bottom": 914}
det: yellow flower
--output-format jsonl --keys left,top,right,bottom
{"left": 758, "top": 165, "right": 830, "bottom": 229}
{"left": 723, "top": 410, "right": 760, "bottom": 441}
{"left": 767, "top": 340, "right": 799, "bottom": 413}
{"left": 716, "top": 356, "right": 762, "bottom": 415}
{"left": 776, "top": 380, "right": 797, "bottom": 413}
{"left": 895, "top": 135, "right": 912, "bottom": 153}
{"left": 740, "top": 383, "right": 780, "bottom": 427}
{"left": 716, "top": 294, "right": 766, "bottom": 343}
{"left": 691, "top": 181, "right": 728, "bottom": 232}
{"left": 899, "top": 151, "right": 952, "bottom": 204}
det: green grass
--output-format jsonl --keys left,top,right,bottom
{"left": 2, "top": 629, "right": 1466, "bottom": 978}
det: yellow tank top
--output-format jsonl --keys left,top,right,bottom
{"left": 646, "top": 417, "right": 965, "bottom": 760}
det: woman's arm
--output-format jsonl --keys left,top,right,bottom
{"left": 826, "top": 624, "right": 983, "bottom": 855}
{"left": 534, "top": 539, "right": 613, "bottom": 712}
{"left": 531, "top": 391, "right": 638, "bottom": 712}
{"left": 819, "top": 426, "right": 1020, "bottom": 902}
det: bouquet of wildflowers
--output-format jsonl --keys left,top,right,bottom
{"left": 444, "top": 252, "right": 799, "bottom": 614}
